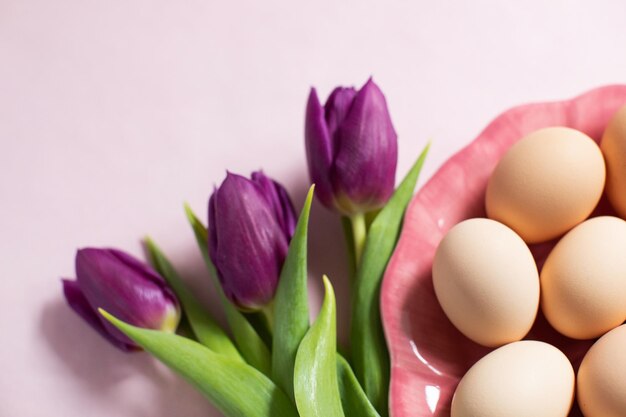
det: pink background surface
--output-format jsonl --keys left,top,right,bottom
{"left": 1, "top": 1, "right": 626, "bottom": 416}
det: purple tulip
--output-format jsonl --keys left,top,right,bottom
{"left": 305, "top": 78, "right": 398, "bottom": 215}
{"left": 208, "top": 171, "right": 296, "bottom": 311}
{"left": 62, "top": 248, "right": 181, "bottom": 351}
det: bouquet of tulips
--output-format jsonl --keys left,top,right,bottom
{"left": 61, "top": 79, "right": 429, "bottom": 417}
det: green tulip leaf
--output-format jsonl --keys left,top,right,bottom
{"left": 184, "top": 204, "right": 271, "bottom": 375}
{"left": 100, "top": 310, "right": 298, "bottom": 417}
{"left": 350, "top": 143, "right": 430, "bottom": 415}
{"left": 144, "top": 237, "right": 243, "bottom": 362}
{"left": 272, "top": 185, "right": 314, "bottom": 401}
{"left": 294, "top": 276, "right": 345, "bottom": 417}
{"left": 337, "top": 354, "right": 381, "bottom": 417}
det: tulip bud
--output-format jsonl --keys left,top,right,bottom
{"left": 208, "top": 171, "right": 296, "bottom": 311}
{"left": 62, "top": 248, "right": 181, "bottom": 351}
{"left": 305, "top": 78, "right": 398, "bottom": 215}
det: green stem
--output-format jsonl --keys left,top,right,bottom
{"left": 349, "top": 213, "right": 367, "bottom": 266}
{"left": 341, "top": 217, "right": 357, "bottom": 280}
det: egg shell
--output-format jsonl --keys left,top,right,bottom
{"left": 577, "top": 324, "right": 626, "bottom": 417}
{"left": 451, "top": 340, "right": 575, "bottom": 417}
{"left": 486, "top": 127, "right": 605, "bottom": 243}
{"left": 601, "top": 105, "right": 626, "bottom": 219}
{"left": 540, "top": 216, "right": 626, "bottom": 339}
{"left": 432, "top": 218, "right": 539, "bottom": 347}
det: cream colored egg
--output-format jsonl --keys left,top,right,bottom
{"left": 540, "top": 216, "right": 626, "bottom": 339}
{"left": 451, "top": 341, "right": 575, "bottom": 417}
{"left": 432, "top": 218, "right": 539, "bottom": 347}
{"left": 601, "top": 104, "right": 626, "bottom": 219}
{"left": 486, "top": 127, "right": 605, "bottom": 243}
{"left": 577, "top": 324, "right": 626, "bottom": 417}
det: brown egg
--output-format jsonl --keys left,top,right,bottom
{"left": 452, "top": 341, "right": 574, "bottom": 417}
{"left": 486, "top": 127, "right": 605, "bottom": 243}
{"left": 540, "top": 216, "right": 626, "bottom": 339}
{"left": 577, "top": 324, "right": 626, "bottom": 417}
{"left": 601, "top": 104, "right": 626, "bottom": 219}
{"left": 433, "top": 218, "right": 539, "bottom": 347}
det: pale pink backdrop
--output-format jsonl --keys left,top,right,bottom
{"left": 1, "top": 1, "right": 626, "bottom": 416}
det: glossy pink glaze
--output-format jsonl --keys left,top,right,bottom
{"left": 381, "top": 85, "right": 626, "bottom": 417}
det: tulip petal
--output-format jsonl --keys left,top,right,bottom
{"left": 305, "top": 88, "right": 335, "bottom": 208}
{"left": 62, "top": 279, "right": 137, "bottom": 351}
{"left": 332, "top": 79, "right": 398, "bottom": 212}
{"left": 273, "top": 179, "right": 297, "bottom": 237}
{"left": 187, "top": 204, "right": 272, "bottom": 374}
{"left": 76, "top": 248, "right": 180, "bottom": 336}
{"left": 108, "top": 249, "right": 179, "bottom": 307}
{"left": 208, "top": 189, "right": 219, "bottom": 264}
{"left": 212, "top": 173, "right": 289, "bottom": 310}
{"left": 251, "top": 171, "right": 297, "bottom": 239}
{"left": 107, "top": 248, "right": 166, "bottom": 284}
{"left": 324, "top": 87, "right": 357, "bottom": 140}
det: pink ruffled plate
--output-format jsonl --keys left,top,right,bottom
{"left": 381, "top": 85, "right": 626, "bottom": 417}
